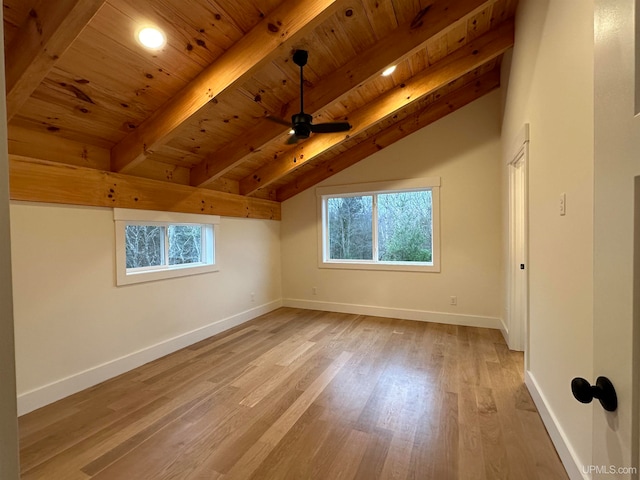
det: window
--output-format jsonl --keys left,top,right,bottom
{"left": 114, "top": 209, "right": 219, "bottom": 285}
{"left": 317, "top": 178, "right": 440, "bottom": 272}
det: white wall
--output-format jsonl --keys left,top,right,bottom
{"left": 281, "top": 91, "right": 504, "bottom": 328}
{"left": 10, "top": 202, "right": 282, "bottom": 414}
{"left": 501, "top": 0, "right": 594, "bottom": 477}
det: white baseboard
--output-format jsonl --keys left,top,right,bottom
{"left": 283, "top": 298, "right": 502, "bottom": 329}
{"left": 17, "top": 300, "right": 282, "bottom": 416}
{"left": 500, "top": 317, "right": 509, "bottom": 344}
{"left": 525, "top": 371, "right": 589, "bottom": 480}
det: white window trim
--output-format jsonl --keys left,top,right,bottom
{"left": 316, "top": 178, "right": 441, "bottom": 273}
{"left": 114, "top": 208, "right": 220, "bottom": 286}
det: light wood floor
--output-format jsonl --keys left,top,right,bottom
{"left": 18, "top": 308, "right": 568, "bottom": 479}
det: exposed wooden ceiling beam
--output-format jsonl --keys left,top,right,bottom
{"left": 9, "top": 156, "right": 280, "bottom": 220}
{"left": 276, "top": 69, "right": 501, "bottom": 201}
{"left": 5, "top": 0, "right": 107, "bottom": 121}
{"left": 239, "top": 20, "right": 514, "bottom": 196}
{"left": 189, "top": 0, "right": 491, "bottom": 188}
{"left": 110, "top": 0, "right": 342, "bottom": 174}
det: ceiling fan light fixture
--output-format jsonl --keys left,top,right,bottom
{"left": 265, "top": 50, "right": 352, "bottom": 144}
{"left": 382, "top": 65, "right": 397, "bottom": 77}
{"left": 137, "top": 27, "right": 166, "bottom": 49}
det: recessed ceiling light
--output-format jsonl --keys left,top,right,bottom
{"left": 137, "top": 27, "right": 166, "bottom": 49}
{"left": 381, "top": 65, "right": 397, "bottom": 77}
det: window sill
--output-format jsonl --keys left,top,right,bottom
{"left": 116, "top": 263, "right": 219, "bottom": 286}
{"left": 319, "top": 261, "right": 440, "bottom": 273}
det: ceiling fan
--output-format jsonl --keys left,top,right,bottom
{"left": 268, "top": 50, "right": 352, "bottom": 144}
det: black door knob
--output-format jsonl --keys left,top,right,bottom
{"left": 571, "top": 376, "right": 617, "bottom": 412}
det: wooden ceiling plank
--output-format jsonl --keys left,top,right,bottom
{"left": 190, "top": 0, "right": 492, "bottom": 188}
{"left": 150, "top": 145, "right": 206, "bottom": 169}
{"left": 446, "top": 18, "right": 471, "bottom": 55}
{"left": 203, "top": 177, "right": 241, "bottom": 196}
{"left": 489, "top": 0, "right": 517, "bottom": 29}
{"left": 203, "top": 0, "right": 271, "bottom": 34}
{"left": 360, "top": 0, "right": 399, "bottom": 40}
{"left": 3, "top": 1, "right": 34, "bottom": 45}
{"left": 240, "top": 20, "right": 514, "bottom": 196}
{"left": 126, "top": 160, "right": 191, "bottom": 186}
{"left": 44, "top": 68, "right": 152, "bottom": 124}
{"left": 15, "top": 94, "right": 127, "bottom": 145}
{"left": 110, "top": 0, "right": 343, "bottom": 174}
{"left": 276, "top": 69, "right": 501, "bottom": 201}
{"left": 101, "top": 0, "right": 244, "bottom": 75}
{"left": 467, "top": 1, "right": 493, "bottom": 41}
{"left": 390, "top": 0, "right": 422, "bottom": 25}
{"left": 426, "top": 31, "right": 449, "bottom": 66}
{"left": 5, "top": 0, "right": 107, "bottom": 121}
{"left": 7, "top": 125, "right": 110, "bottom": 171}
{"left": 408, "top": 49, "right": 429, "bottom": 77}
{"left": 9, "top": 157, "right": 280, "bottom": 221}
{"left": 9, "top": 115, "right": 115, "bottom": 150}
{"left": 327, "top": 4, "right": 379, "bottom": 62}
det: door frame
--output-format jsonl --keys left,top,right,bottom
{"left": 593, "top": 0, "right": 639, "bottom": 475}
{"left": 506, "top": 124, "right": 530, "bottom": 358}
{"left": 0, "top": 4, "right": 20, "bottom": 478}
{"left": 634, "top": 176, "right": 640, "bottom": 476}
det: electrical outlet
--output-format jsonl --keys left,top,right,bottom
{"left": 560, "top": 193, "right": 566, "bottom": 216}
{"left": 251, "top": 292, "right": 255, "bottom": 302}
{"left": 312, "top": 287, "right": 318, "bottom": 295}
{"left": 450, "top": 296, "right": 457, "bottom": 306}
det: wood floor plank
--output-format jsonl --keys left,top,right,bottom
{"left": 308, "top": 424, "right": 353, "bottom": 478}
{"left": 20, "top": 405, "right": 116, "bottom": 471}
{"left": 89, "top": 386, "right": 244, "bottom": 479}
{"left": 246, "top": 404, "right": 327, "bottom": 480}
{"left": 276, "top": 340, "right": 317, "bottom": 367}
{"left": 379, "top": 433, "right": 414, "bottom": 480}
{"left": 80, "top": 388, "right": 214, "bottom": 476}
{"left": 324, "top": 429, "right": 371, "bottom": 480}
{"left": 238, "top": 346, "right": 327, "bottom": 408}
{"left": 225, "top": 350, "right": 353, "bottom": 478}
{"left": 188, "top": 388, "right": 304, "bottom": 475}
{"left": 353, "top": 427, "right": 394, "bottom": 480}
{"left": 517, "top": 409, "right": 568, "bottom": 480}
{"left": 17, "top": 308, "right": 568, "bottom": 480}
{"left": 407, "top": 389, "right": 444, "bottom": 479}
{"left": 22, "top": 380, "right": 218, "bottom": 479}
{"left": 476, "top": 387, "right": 510, "bottom": 480}
{"left": 458, "top": 387, "right": 487, "bottom": 480}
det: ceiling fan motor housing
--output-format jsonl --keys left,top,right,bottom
{"left": 292, "top": 113, "right": 313, "bottom": 138}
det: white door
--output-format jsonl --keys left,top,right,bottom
{"left": 507, "top": 126, "right": 529, "bottom": 356}
{"left": 592, "top": 0, "right": 639, "bottom": 477}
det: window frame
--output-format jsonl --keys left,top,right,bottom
{"left": 317, "top": 178, "right": 441, "bottom": 273}
{"left": 114, "top": 208, "right": 220, "bottom": 286}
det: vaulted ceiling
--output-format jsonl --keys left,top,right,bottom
{"left": 4, "top": 0, "right": 515, "bottom": 220}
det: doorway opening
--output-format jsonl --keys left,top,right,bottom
{"left": 507, "top": 124, "right": 530, "bottom": 362}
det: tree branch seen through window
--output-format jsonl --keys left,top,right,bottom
{"left": 125, "top": 224, "right": 204, "bottom": 269}
{"left": 325, "top": 190, "right": 433, "bottom": 264}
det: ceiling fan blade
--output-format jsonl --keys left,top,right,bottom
{"left": 310, "top": 122, "right": 352, "bottom": 134}
{"left": 265, "top": 115, "right": 292, "bottom": 127}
